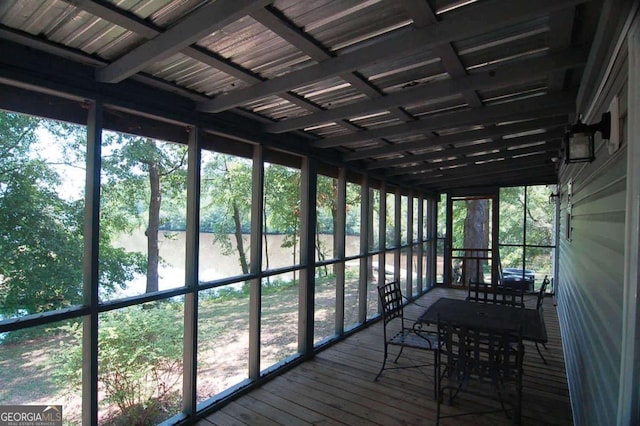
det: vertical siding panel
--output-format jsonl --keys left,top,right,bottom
{"left": 558, "top": 61, "right": 628, "bottom": 425}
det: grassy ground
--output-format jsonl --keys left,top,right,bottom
{"left": 0, "top": 277, "right": 377, "bottom": 425}
{"left": 0, "top": 326, "right": 82, "bottom": 424}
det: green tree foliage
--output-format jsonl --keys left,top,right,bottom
{"left": 316, "top": 174, "right": 336, "bottom": 237}
{"left": 100, "top": 134, "right": 187, "bottom": 293}
{"left": 385, "top": 192, "right": 396, "bottom": 245}
{"left": 200, "top": 153, "right": 252, "bottom": 274}
{"left": 499, "top": 185, "right": 555, "bottom": 273}
{"left": 0, "top": 113, "right": 143, "bottom": 316}
{"left": 264, "top": 164, "right": 301, "bottom": 264}
{"left": 54, "top": 303, "right": 183, "bottom": 424}
{"left": 0, "top": 113, "right": 80, "bottom": 314}
{"left": 315, "top": 175, "right": 337, "bottom": 276}
{"left": 345, "top": 183, "right": 362, "bottom": 236}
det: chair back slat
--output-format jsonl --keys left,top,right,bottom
{"left": 496, "top": 285, "right": 525, "bottom": 308}
{"left": 468, "top": 280, "right": 524, "bottom": 308}
{"left": 438, "top": 319, "right": 524, "bottom": 385}
{"left": 467, "top": 281, "right": 493, "bottom": 303}
{"left": 436, "top": 310, "right": 525, "bottom": 424}
{"left": 536, "top": 275, "right": 550, "bottom": 310}
{"left": 378, "top": 281, "right": 404, "bottom": 325}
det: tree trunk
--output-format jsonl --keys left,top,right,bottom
{"left": 232, "top": 201, "right": 249, "bottom": 275}
{"left": 222, "top": 158, "right": 249, "bottom": 276}
{"left": 292, "top": 230, "right": 298, "bottom": 283}
{"left": 463, "top": 199, "right": 488, "bottom": 285}
{"left": 263, "top": 208, "right": 270, "bottom": 285}
{"left": 146, "top": 160, "right": 161, "bottom": 293}
{"left": 368, "top": 188, "right": 375, "bottom": 280}
{"left": 316, "top": 229, "right": 327, "bottom": 276}
{"left": 331, "top": 180, "right": 339, "bottom": 276}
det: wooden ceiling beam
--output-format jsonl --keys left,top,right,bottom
{"left": 417, "top": 153, "right": 556, "bottom": 180}
{"left": 547, "top": 7, "right": 577, "bottom": 91}
{"left": 198, "top": 0, "right": 588, "bottom": 113}
{"left": 68, "top": 0, "right": 362, "bottom": 128}
{"left": 367, "top": 128, "right": 565, "bottom": 170}
{"left": 427, "top": 161, "right": 558, "bottom": 184}
{"left": 424, "top": 168, "right": 558, "bottom": 192}
{"left": 250, "top": 7, "right": 383, "bottom": 98}
{"left": 63, "top": 0, "right": 261, "bottom": 84}
{"left": 95, "top": 0, "right": 272, "bottom": 83}
{"left": 342, "top": 116, "right": 567, "bottom": 161}
{"left": 267, "top": 49, "right": 586, "bottom": 134}
{"left": 409, "top": 164, "right": 558, "bottom": 193}
{"left": 251, "top": 5, "right": 415, "bottom": 123}
{"left": 249, "top": 6, "right": 411, "bottom": 132}
{"left": 314, "top": 92, "right": 575, "bottom": 148}
{"left": 401, "top": 0, "right": 482, "bottom": 108}
{"left": 397, "top": 142, "right": 560, "bottom": 182}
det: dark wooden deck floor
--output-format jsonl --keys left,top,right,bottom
{"left": 198, "top": 287, "right": 572, "bottom": 426}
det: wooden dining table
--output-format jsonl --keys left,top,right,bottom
{"left": 414, "top": 297, "right": 548, "bottom": 344}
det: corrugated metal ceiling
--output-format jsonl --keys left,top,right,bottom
{"left": 0, "top": 0, "right": 606, "bottom": 193}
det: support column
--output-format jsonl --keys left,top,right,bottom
{"left": 299, "top": 156, "right": 317, "bottom": 356}
{"left": 416, "top": 195, "right": 424, "bottom": 293}
{"left": 82, "top": 101, "right": 102, "bottom": 426}
{"left": 378, "top": 184, "right": 387, "bottom": 289}
{"left": 249, "top": 145, "right": 264, "bottom": 379}
{"left": 358, "top": 175, "right": 370, "bottom": 323}
{"left": 394, "top": 188, "right": 401, "bottom": 286}
{"left": 335, "top": 168, "right": 346, "bottom": 333}
{"left": 407, "top": 194, "right": 414, "bottom": 298}
{"left": 182, "top": 126, "right": 201, "bottom": 416}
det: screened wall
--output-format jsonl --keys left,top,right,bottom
{"left": 435, "top": 187, "right": 558, "bottom": 290}
{"left": 0, "top": 105, "right": 436, "bottom": 425}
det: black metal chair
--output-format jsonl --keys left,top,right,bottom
{"left": 468, "top": 280, "right": 525, "bottom": 308}
{"left": 467, "top": 280, "right": 494, "bottom": 303}
{"left": 534, "top": 275, "right": 551, "bottom": 364}
{"left": 537, "top": 275, "right": 550, "bottom": 310}
{"left": 374, "top": 281, "right": 439, "bottom": 397}
{"left": 495, "top": 281, "right": 526, "bottom": 308}
{"left": 436, "top": 317, "right": 525, "bottom": 425}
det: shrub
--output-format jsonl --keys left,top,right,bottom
{"left": 54, "top": 302, "right": 183, "bottom": 424}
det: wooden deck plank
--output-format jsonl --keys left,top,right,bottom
{"left": 248, "top": 388, "right": 336, "bottom": 425}
{"left": 233, "top": 394, "right": 315, "bottom": 426}
{"left": 209, "top": 401, "right": 280, "bottom": 426}
{"left": 203, "top": 287, "right": 573, "bottom": 425}
{"left": 203, "top": 408, "right": 249, "bottom": 426}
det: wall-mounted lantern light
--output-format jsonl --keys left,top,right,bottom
{"left": 549, "top": 191, "right": 560, "bottom": 205}
{"left": 564, "top": 112, "right": 611, "bottom": 164}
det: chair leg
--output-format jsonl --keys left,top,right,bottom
{"left": 374, "top": 344, "right": 389, "bottom": 381}
{"left": 393, "top": 345, "right": 405, "bottom": 363}
{"left": 449, "top": 381, "right": 463, "bottom": 404}
{"left": 436, "top": 369, "right": 442, "bottom": 426}
{"left": 433, "top": 351, "right": 438, "bottom": 400}
{"left": 535, "top": 342, "right": 548, "bottom": 365}
{"left": 515, "top": 375, "right": 523, "bottom": 425}
{"left": 495, "top": 383, "right": 509, "bottom": 417}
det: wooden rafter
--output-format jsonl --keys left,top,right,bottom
{"left": 314, "top": 92, "right": 574, "bottom": 149}
{"left": 95, "top": 0, "right": 273, "bottom": 83}
{"left": 367, "top": 128, "right": 565, "bottom": 170}
{"left": 267, "top": 49, "right": 586, "bottom": 134}
{"left": 198, "top": 0, "right": 588, "bottom": 113}
{"left": 342, "top": 116, "right": 567, "bottom": 161}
